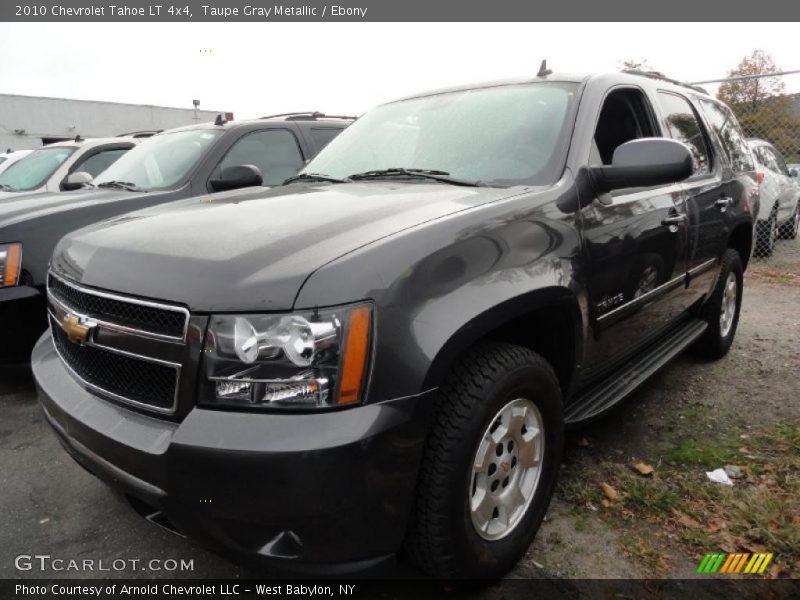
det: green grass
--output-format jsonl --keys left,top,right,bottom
{"left": 667, "top": 440, "right": 740, "bottom": 467}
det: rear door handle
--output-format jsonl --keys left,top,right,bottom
{"left": 662, "top": 214, "right": 687, "bottom": 226}
{"left": 715, "top": 197, "right": 733, "bottom": 210}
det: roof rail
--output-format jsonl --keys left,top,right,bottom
{"left": 117, "top": 130, "right": 162, "bottom": 138}
{"left": 621, "top": 69, "right": 709, "bottom": 94}
{"left": 260, "top": 111, "right": 357, "bottom": 121}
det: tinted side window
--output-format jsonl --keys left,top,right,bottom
{"left": 73, "top": 148, "right": 129, "bottom": 177}
{"left": 657, "top": 92, "right": 711, "bottom": 177}
{"left": 310, "top": 127, "right": 343, "bottom": 152}
{"left": 218, "top": 129, "right": 304, "bottom": 186}
{"left": 699, "top": 100, "right": 754, "bottom": 172}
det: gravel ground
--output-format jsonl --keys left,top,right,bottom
{"left": 1, "top": 237, "right": 798, "bottom": 582}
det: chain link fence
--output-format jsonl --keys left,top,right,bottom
{"left": 695, "top": 71, "right": 800, "bottom": 262}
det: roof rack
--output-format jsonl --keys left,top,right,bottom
{"left": 621, "top": 69, "right": 709, "bottom": 95}
{"left": 260, "top": 111, "right": 357, "bottom": 121}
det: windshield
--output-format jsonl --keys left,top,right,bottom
{"left": 94, "top": 129, "right": 223, "bottom": 191}
{"left": 304, "top": 82, "right": 578, "bottom": 187}
{"left": 0, "top": 146, "right": 76, "bottom": 192}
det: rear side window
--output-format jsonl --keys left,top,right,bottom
{"left": 657, "top": 92, "right": 711, "bottom": 177}
{"left": 72, "top": 148, "right": 129, "bottom": 178}
{"left": 753, "top": 146, "right": 778, "bottom": 173}
{"left": 310, "top": 127, "right": 343, "bottom": 153}
{"left": 217, "top": 129, "right": 305, "bottom": 186}
{"left": 698, "top": 100, "right": 754, "bottom": 173}
{"left": 766, "top": 147, "right": 790, "bottom": 176}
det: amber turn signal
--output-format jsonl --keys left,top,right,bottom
{"left": 2, "top": 243, "right": 21, "bottom": 287}
{"left": 338, "top": 306, "right": 371, "bottom": 405}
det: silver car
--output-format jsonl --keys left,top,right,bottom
{"left": 747, "top": 139, "right": 800, "bottom": 256}
{"left": 0, "top": 136, "right": 142, "bottom": 199}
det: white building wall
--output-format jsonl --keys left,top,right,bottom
{"left": 0, "top": 94, "right": 229, "bottom": 151}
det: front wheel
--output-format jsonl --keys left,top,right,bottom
{"left": 692, "top": 249, "right": 743, "bottom": 359}
{"left": 404, "top": 342, "right": 563, "bottom": 579}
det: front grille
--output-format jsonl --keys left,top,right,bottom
{"left": 48, "top": 273, "right": 187, "bottom": 339}
{"left": 50, "top": 316, "right": 178, "bottom": 411}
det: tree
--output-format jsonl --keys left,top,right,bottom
{"left": 718, "top": 50, "right": 800, "bottom": 163}
{"left": 717, "top": 50, "right": 785, "bottom": 110}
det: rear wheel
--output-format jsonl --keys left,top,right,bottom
{"left": 693, "top": 249, "right": 743, "bottom": 359}
{"left": 779, "top": 204, "right": 799, "bottom": 240}
{"left": 405, "top": 342, "right": 563, "bottom": 579}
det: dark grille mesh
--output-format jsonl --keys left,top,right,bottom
{"left": 48, "top": 274, "right": 186, "bottom": 338}
{"left": 50, "top": 317, "right": 178, "bottom": 411}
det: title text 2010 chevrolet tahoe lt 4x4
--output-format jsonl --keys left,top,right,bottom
{"left": 33, "top": 72, "right": 757, "bottom": 578}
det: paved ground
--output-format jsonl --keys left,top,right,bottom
{"left": 1, "top": 237, "right": 798, "bottom": 582}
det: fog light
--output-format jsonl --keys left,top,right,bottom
{"left": 262, "top": 379, "right": 328, "bottom": 404}
{"left": 216, "top": 380, "right": 251, "bottom": 400}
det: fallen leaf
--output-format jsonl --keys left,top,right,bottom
{"left": 632, "top": 462, "right": 654, "bottom": 476}
{"left": 577, "top": 437, "right": 590, "bottom": 448}
{"left": 674, "top": 512, "right": 703, "bottom": 529}
{"left": 767, "top": 563, "right": 783, "bottom": 579}
{"left": 707, "top": 519, "right": 725, "bottom": 533}
{"left": 744, "top": 542, "right": 768, "bottom": 554}
{"left": 600, "top": 483, "right": 618, "bottom": 501}
{"left": 739, "top": 446, "right": 753, "bottom": 454}
{"left": 601, "top": 499, "right": 611, "bottom": 508}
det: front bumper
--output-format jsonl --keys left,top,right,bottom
{"left": 0, "top": 285, "right": 47, "bottom": 364}
{"left": 32, "top": 333, "right": 434, "bottom": 575}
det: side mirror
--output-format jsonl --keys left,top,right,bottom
{"left": 61, "top": 171, "right": 93, "bottom": 191}
{"left": 209, "top": 165, "right": 263, "bottom": 192}
{"left": 589, "top": 138, "right": 694, "bottom": 193}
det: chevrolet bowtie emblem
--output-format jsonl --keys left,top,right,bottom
{"left": 501, "top": 462, "right": 511, "bottom": 474}
{"left": 61, "top": 314, "right": 93, "bottom": 344}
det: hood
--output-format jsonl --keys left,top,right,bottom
{"left": 52, "top": 182, "right": 518, "bottom": 312}
{"left": 0, "top": 188, "right": 135, "bottom": 228}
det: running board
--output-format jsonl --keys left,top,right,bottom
{"left": 564, "top": 319, "right": 708, "bottom": 425}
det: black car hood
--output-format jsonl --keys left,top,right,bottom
{"left": 52, "top": 182, "right": 520, "bottom": 312}
{"left": 0, "top": 188, "right": 135, "bottom": 228}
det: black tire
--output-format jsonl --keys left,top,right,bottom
{"left": 755, "top": 211, "right": 777, "bottom": 257}
{"left": 692, "top": 249, "right": 743, "bottom": 359}
{"left": 404, "top": 342, "right": 563, "bottom": 579}
{"left": 779, "top": 204, "right": 799, "bottom": 240}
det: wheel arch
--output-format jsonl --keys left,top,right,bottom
{"left": 421, "top": 286, "right": 583, "bottom": 397}
{"left": 727, "top": 220, "right": 753, "bottom": 271}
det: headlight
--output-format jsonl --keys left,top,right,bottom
{"left": 201, "top": 303, "right": 373, "bottom": 410}
{"left": 0, "top": 243, "right": 22, "bottom": 287}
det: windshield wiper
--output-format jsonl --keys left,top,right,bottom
{"left": 0, "top": 184, "right": 17, "bottom": 192}
{"left": 96, "top": 181, "right": 142, "bottom": 192}
{"left": 283, "top": 172, "right": 352, "bottom": 185}
{"left": 348, "top": 168, "right": 485, "bottom": 187}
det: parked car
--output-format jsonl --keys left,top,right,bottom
{"left": 0, "top": 149, "right": 33, "bottom": 175}
{"left": 0, "top": 137, "right": 143, "bottom": 199}
{"left": 34, "top": 72, "right": 756, "bottom": 578}
{"left": 747, "top": 139, "right": 800, "bottom": 255}
{"left": 0, "top": 113, "right": 351, "bottom": 364}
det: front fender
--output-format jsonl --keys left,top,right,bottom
{"left": 294, "top": 186, "right": 585, "bottom": 404}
